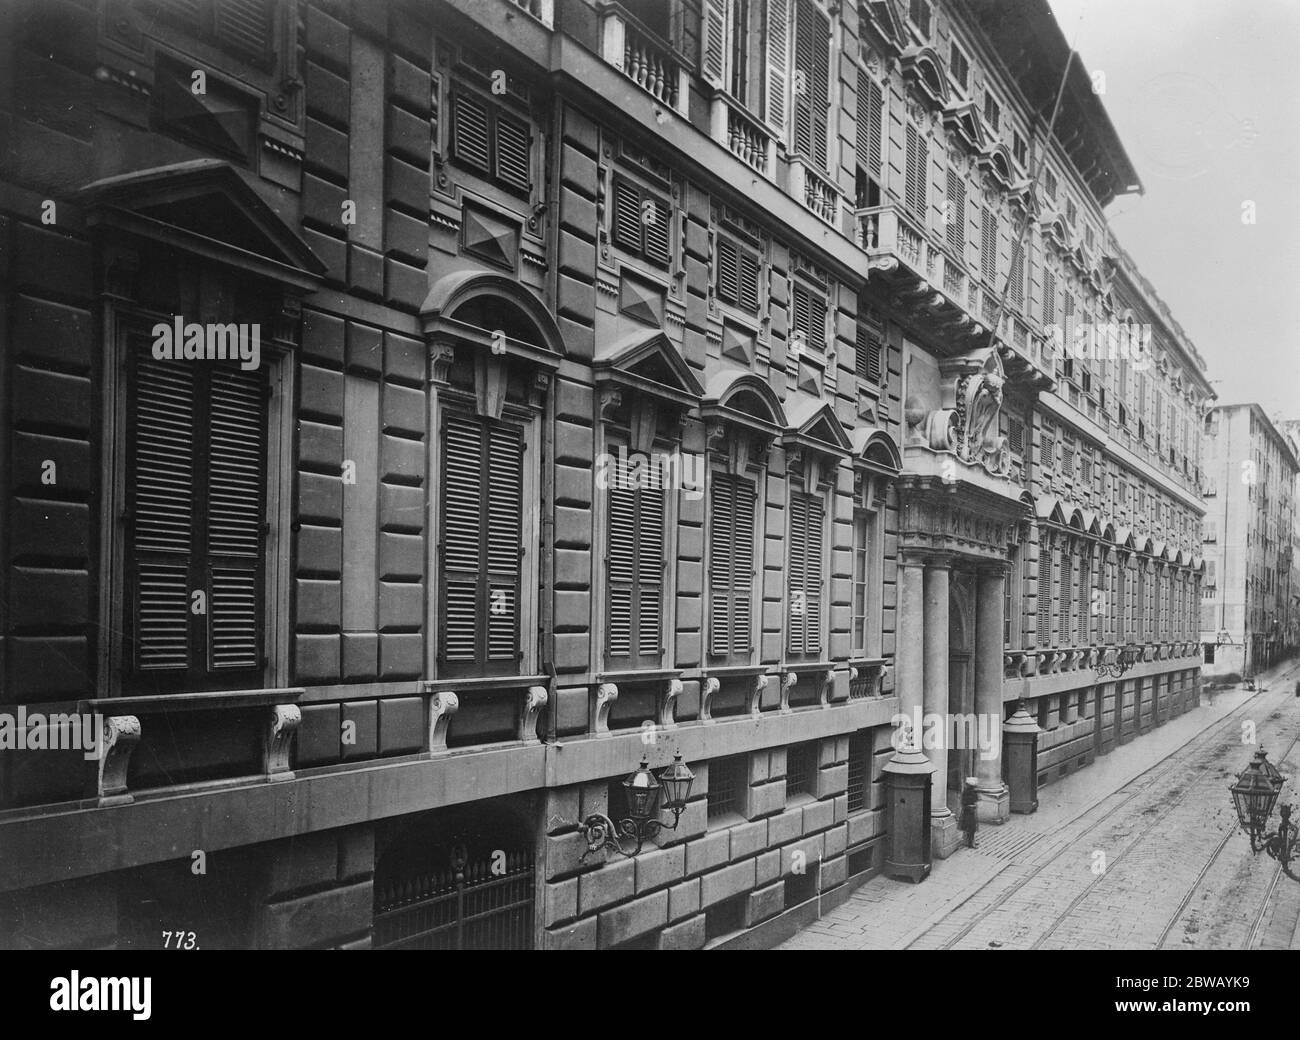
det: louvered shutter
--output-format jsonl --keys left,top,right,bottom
{"left": 1044, "top": 269, "right": 1056, "bottom": 325}
{"left": 802, "top": 494, "right": 823, "bottom": 653}
{"left": 802, "top": 0, "right": 831, "bottom": 170}
{"left": 485, "top": 424, "right": 523, "bottom": 662}
{"left": 215, "top": 0, "right": 270, "bottom": 58}
{"left": 452, "top": 93, "right": 491, "bottom": 174}
{"left": 131, "top": 354, "right": 197, "bottom": 672}
{"left": 981, "top": 208, "right": 997, "bottom": 283}
{"left": 207, "top": 365, "right": 266, "bottom": 670}
{"left": 946, "top": 168, "right": 965, "bottom": 253}
{"left": 716, "top": 237, "right": 739, "bottom": 305}
{"left": 701, "top": 0, "right": 727, "bottom": 86}
{"left": 441, "top": 416, "right": 483, "bottom": 664}
{"left": 608, "top": 451, "right": 635, "bottom": 659}
{"left": 856, "top": 325, "right": 882, "bottom": 383}
{"left": 494, "top": 112, "right": 531, "bottom": 191}
{"left": 730, "top": 479, "right": 756, "bottom": 654}
{"left": 906, "top": 124, "right": 926, "bottom": 218}
{"left": 709, "top": 477, "right": 735, "bottom": 656}
{"left": 642, "top": 191, "right": 671, "bottom": 266}
{"left": 858, "top": 70, "right": 883, "bottom": 177}
{"left": 788, "top": 494, "right": 807, "bottom": 653}
{"left": 1037, "top": 533, "right": 1052, "bottom": 645}
{"left": 637, "top": 476, "right": 665, "bottom": 658}
{"left": 738, "top": 249, "right": 761, "bottom": 313}
{"left": 612, "top": 178, "right": 642, "bottom": 252}
{"left": 764, "top": 0, "right": 790, "bottom": 134}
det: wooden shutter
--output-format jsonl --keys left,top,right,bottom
{"left": 494, "top": 112, "right": 531, "bottom": 191}
{"left": 856, "top": 324, "right": 882, "bottom": 383}
{"left": 981, "top": 207, "right": 997, "bottom": 283}
{"left": 710, "top": 474, "right": 755, "bottom": 657}
{"left": 642, "top": 192, "right": 671, "bottom": 266}
{"left": 764, "top": 0, "right": 790, "bottom": 134}
{"left": 1036, "top": 533, "right": 1052, "bottom": 645}
{"left": 858, "top": 70, "right": 883, "bottom": 177}
{"left": 1044, "top": 269, "right": 1056, "bottom": 325}
{"left": 612, "top": 178, "right": 642, "bottom": 252}
{"left": 701, "top": 0, "right": 727, "bottom": 86}
{"left": 128, "top": 341, "right": 266, "bottom": 682}
{"left": 716, "top": 237, "right": 739, "bottom": 305}
{"left": 131, "top": 355, "right": 197, "bottom": 672}
{"left": 794, "top": 0, "right": 831, "bottom": 170}
{"left": 207, "top": 366, "right": 266, "bottom": 670}
{"left": 452, "top": 92, "right": 491, "bottom": 174}
{"left": 905, "top": 124, "right": 926, "bottom": 218}
{"left": 606, "top": 452, "right": 665, "bottom": 662}
{"left": 738, "top": 249, "right": 761, "bottom": 312}
{"left": 788, "top": 491, "right": 823, "bottom": 654}
{"left": 792, "top": 283, "right": 826, "bottom": 350}
{"left": 439, "top": 415, "right": 523, "bottom": 672}
{"left": 215, "top": 0, "right": 270, "bottom": 57}
{"left": 946, "top": 168, "right": 965, "bottom": 253}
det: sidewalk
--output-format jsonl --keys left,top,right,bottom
{"left": 780, "top": 656, "right": 1300, "bottom": 950}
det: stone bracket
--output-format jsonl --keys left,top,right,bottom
{"left": 97, "top": 714, "right": 142, "bottom": 805}
{"left": 594, "top": 682, "right": 618, "bottom": 735}
{"left": 747, "top": 674, "right": 767, "bottom": 717}
{"left": 701, "top": 676, "right": 720, "bottom": 723}
{"left": 520, "top": 686, "right": 548, "bottom": 743}
{"left": 428, "top": 689, "right": 459, "bottom": 751}
{"left": 263, "top": 704, "right": 301, "bottom": 781}
{"left": 659, "top": 678, "right": 682, "bottom": 729}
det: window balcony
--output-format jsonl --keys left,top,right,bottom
{"left": 791, "top": 159, "right": 841, "bottom": 226}
{"left": 710, "top": 95, "right": 775, "bottom": 177}
{"left": 601, "top": 5, "right": 687, "bottom": 115}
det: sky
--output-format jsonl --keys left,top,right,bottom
{"left": 1046, "top": 0, "right": 1300, "bottom": 424}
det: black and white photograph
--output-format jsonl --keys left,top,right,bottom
{"left": 0, "top": 0, "right": 1297, "bottom": 1000}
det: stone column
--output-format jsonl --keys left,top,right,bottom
{"left": 924, "top": 556, "right": 958, "bottom": 857}
{"left": 975, "top": 566, "right": 1010, "bottom": 824}
{"left": 896, "top": 555, "right": 926, "bottom": 729}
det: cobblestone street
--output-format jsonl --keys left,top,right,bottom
{"left": 780, "top": 659, "right": 1300, "bottom": 950}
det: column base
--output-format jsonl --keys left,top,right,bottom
{"left": 976, "top": 784, "right": 1010, "bottom": 825}
{"left": 930, "top": 811, "right": 961, "bottom": 859}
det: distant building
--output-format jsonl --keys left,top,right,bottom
{"left": 1200, "top": 406, "right": 1299, "bottom": 678}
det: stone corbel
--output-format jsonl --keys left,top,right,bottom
{"left": 428, "top": 689, "right": 459, "bottom": 750}
{"left": 659, "top": 678, "right": 682, "bottom": 729}
{"left": 272, "top": 294, "right": 303, "bottom": 350}
{"left": 701, "top": 676, "right": 721, "bottom": 723}
{"left": 96, "top": 714, "right": 141, "bottom": 805}
{"left": 263, "top": 704, "right": 301, "bottom": 781}
{"left": 780, "top": 671, "right": 797, "bottom": 713}
{"left": 520, "top": 686, "right": 548, "bottom": 743}
{"left": 747, "top": 673, "right": 767, "bottom": 717}
{"left": 430, "top": 341, "right": 457, "bottom": 385}
{"left": 705, "top": 422, "right": 728, "bottom": 459}
{"left": 597, "top": 386, "right": 624, "bottom": 422}
{"left": 528, "top": 370, "right": 550, "bottom": 411}
{"left": 594, "top": 682, "right": 619, "bottom": 735}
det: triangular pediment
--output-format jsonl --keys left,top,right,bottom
{"left": 784, "top": 394, "right": 852, "bottom": 458}
{"left": 943, "top": 101, "right": 988, "bottom": 152}
{"left": 595, "top": 329, "right": 705, "bottom": 407}
{"left": 77, "top": 160, "right": 325, "bottom": 289}
{"left": 861, "top": 0, "right": 909, "bottom": 53}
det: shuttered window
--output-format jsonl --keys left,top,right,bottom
{"left": 857, "top": 69, "right": 884, "bottom": 178}
{"left": 439, "top": 414, "right": 524, "bottom": 675}
{"left": 126, "top": 338, "right": 267, "bottom": 685}
{"left": 787, "top": 490, "right": 824, "bottom": 655}
{"left": 1043, "top": 269, "right": 1056, "bottom": 325}
{"left": 701, "top": 0, "right": 727, "bottom": 85}
{"left": 611, "top": 176, "right": 672, "bottom": 268}
{"left": 716, "top": 236, "right": 761, "bottom": 314}
{"left": 945, "top": 168, "right": 965, "bottom": 254}
{"left": 851, "top": 508, "right": 873, "bottom": 653}
{"left": 1007, "top": 416, "right": 1024, "bottom": 455}
{"left": 606, "top": 450, "right": 666, "bottom": 665}
{"left": 1036, "top": 532, "right": 1052, "bottom": 646}
{"left": 791, "top": 282, "right": 827, "bottom": 352}
{"left": 709, "top": 474, "right": 757, "bottom": 658}
{"left": 143, "top": 0, "right": 272, "bottom": 61}
{"left": 791, "top": 0, "right": 831, "bottom": 170}
{"left": 905, "top": 124, "right": 927, "bottom": 219}
{"left": 450, "top": 90, "right": 532, "bottom": 194}
{"left": 980, "top": 207, "right": 997, "bottom": 284}
{"left": 855, "top": 324, "right": 883, "bottom": 384}
{"left": 764, "top": 0, "right": 790, "bottom": 133}
{"left": 1009, "top": 242, "right": 1025, "bottom": 308}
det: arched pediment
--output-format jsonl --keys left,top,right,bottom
{"left": 701, "top": 368, "right": 787, "bottom": 434}
{"left": 900, "top": 46, "right": 950, "bottom": 109}
{"left": 422, "top": 270, "right": 566, "bottom": 371}
{"left": 1101, "top": 520, "right": 1117, "bottom": 543}
{"left": 1066, "top": 506, "right": 1086, "bottom": 531}
{"left": 594, "top": 329, "right": 705, "bottom": 409}
{"left": 76, "top": 159, "right": 326, "bottom": 290}
{"left": 852, "top": 427, "right": 903, "bottom": 476}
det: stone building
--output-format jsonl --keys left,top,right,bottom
{"left": 1200, "top": 405, "right": 1299, "bottom": 680}
{"left": 0, "top": 0, "right": 1209, "bottom": 950}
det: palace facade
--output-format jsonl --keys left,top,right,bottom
{"left": 0, "top": 0, "right": 1211, "bottom": 950}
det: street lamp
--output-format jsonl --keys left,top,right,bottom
{"left": 1095, "top": 642, "right": 1141, "bottom": 679}
{"left": 1229, "top": 748, "right": 1300, "bottom": 882}
{"left": 580, "top": 753, "right": 695, "bottom": 859}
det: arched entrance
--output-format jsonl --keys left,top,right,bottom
{"left": 373, "top": 800, "right": 536, "bottom": 949}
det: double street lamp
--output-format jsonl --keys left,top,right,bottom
{"left": 580, "top": 753, "right": 695, "bottom": 859}
{"left": 1229, "top": 748, "right": 1300, "bottom": 882}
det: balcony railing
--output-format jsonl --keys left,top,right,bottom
{"left": 710, "top": 96, "right": 775, "bottom": 177}
{"left": 792, "top": 160, "right": 840, "bottom": 225}
{"left": 601, "top": 6, "right": 687, "bottom": 114}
